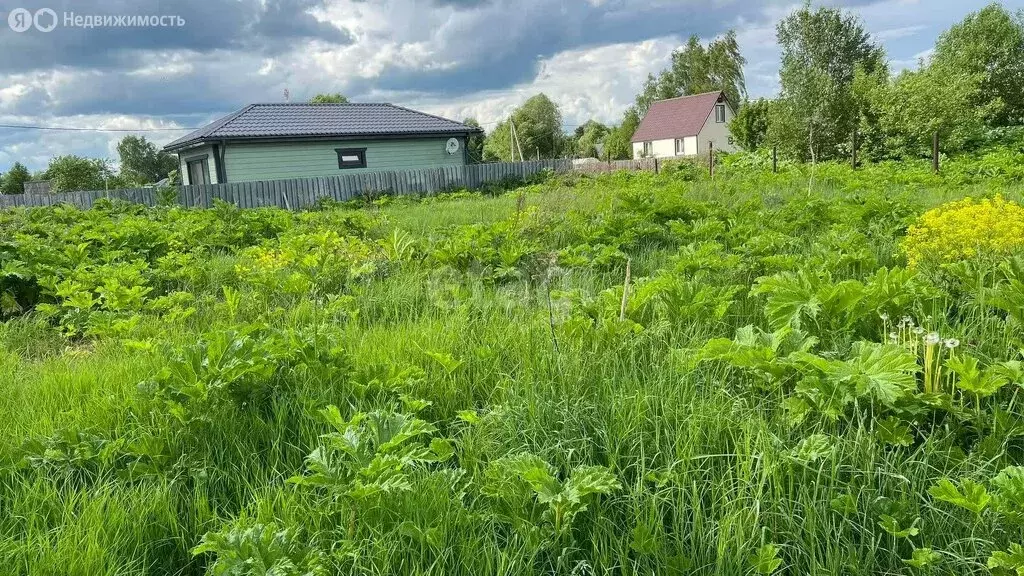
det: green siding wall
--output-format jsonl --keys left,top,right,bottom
{"left": 222, "top": 138, "right": 466, "bottom": 183}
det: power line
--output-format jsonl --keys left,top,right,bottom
{"left": 474, "top": 118, "right": 585, "bottom": 128}
{"left": 0, "top": 123, "right": 198, "bottom": 132}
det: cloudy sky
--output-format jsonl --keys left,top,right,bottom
{"left": 0, "top": 0, "right": 1015, "bottom": 172}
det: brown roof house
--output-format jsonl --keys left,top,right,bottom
{"left": 630, "top": 91, "right": 737, "bottom": 159}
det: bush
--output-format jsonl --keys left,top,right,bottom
{"left": 903, "top": 195, "right": 1024, "bottom": 267}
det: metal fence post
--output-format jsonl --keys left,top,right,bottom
{"left": 851, "top": 129, "right": 858, "bottom": 170}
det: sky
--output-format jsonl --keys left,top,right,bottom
{"left": 0, "top": 0, "right": 1018, "bottom": 173}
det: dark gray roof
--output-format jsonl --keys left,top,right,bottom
{"left": 164, "top": 103, "right": 481, "bottom": 151}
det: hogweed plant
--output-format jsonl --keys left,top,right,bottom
{"left": 884, "top": 316, "right": 960, "bottom": 394}
{"left": 481, "top": 453, "right": 620, "bottom": 542}
{"left": 288, "top": 405, "right": 452, "bottom": 538}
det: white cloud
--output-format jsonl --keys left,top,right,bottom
{"left": 401, "top": 36, "right": 680, "bottom": 129}
{"left": 873, "top": 24, "right": 926, "bottom": 41}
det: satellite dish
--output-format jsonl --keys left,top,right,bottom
{"left": 446, "top": 138, "right": 460, "bottom": 155}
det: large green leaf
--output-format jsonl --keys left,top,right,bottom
{"left": 988, "top": 543, "right": 1024, "bottom": 575}
{"left": 564, "top": 465, "right": 621, "bottom": 501}
{"left": 948, "top": 355, "right": 1010, "bottom": 398}
{"left": 929, "top": 478, "right": 990, "bottom": 515}
{"left": 903, "top": 548, "right": 942, "bottom": 569}
{"left": 754, "top": 272, "right": 820, "bottom": 330}
{"left": 992, "top": 466, "right": 1024, "bottom": 523}
{"left": 827, "top": 343, "right": 919, "bottom": 406}
{"left": 748, "top": 543, "right": 783, "bottom": 575}
{"left": 787, "top": 433, "right": 833, "bottom": 463}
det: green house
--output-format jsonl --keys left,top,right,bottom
{"left": 163, "top": 103, "right": 482, "bottom": 185}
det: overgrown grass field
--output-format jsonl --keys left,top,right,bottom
{"left": 2, "top": 151, "right": 1024, "bottom": 575}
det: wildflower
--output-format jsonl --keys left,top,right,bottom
{"left": 879, "top": 312, "right": 889, "bottom": 321}
{"left": 889, "top": 332, "right": 899, "bottom": 342}
{"left": 912, "top": 326, "right": 925, "bottom": 335}
{"left": 924, "top": 332, "right": 940, "bottom": 346}
{"left": 944, "top": 338, "right": 960, "bottom": 349}
{"left": 903, "top": 195, "right": 1024, "bottom": 267}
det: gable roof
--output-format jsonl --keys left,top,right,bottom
{"left": 630, "top": 91, "right": 727, "bottom": 143}
{"left": 164, "top": 103, "right": 481, "bottom": 151}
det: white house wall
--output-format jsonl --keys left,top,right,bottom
{"left": 682, "top": 136, "right": 697, "bottom": 155}
{"left": 632, "top": 138, "right": 675, "bottom": 159}
{"left": 632, "top": 135, "right": 699, "bottom": 159}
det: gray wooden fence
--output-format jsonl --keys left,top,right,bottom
{"left": 22, "top": 181, "right": 52, "bottom": 194}
{"left": 0, "top": 158, "right": 658, "bottom": 211}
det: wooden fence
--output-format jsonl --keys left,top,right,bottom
{"left": 0, "top": 158, "right": 659, "bottom": 211}
{"left": 22, "top": 181, "right": 52, "bottom": 194}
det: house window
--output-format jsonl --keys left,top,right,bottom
{"left": 336, "top": 148, "right": 367, "bottom": 169}
{"left": 675, "top": 139, "right": 686, "bottom": 155}
{"left": 642, "top": 141, "right": 653, "bottom": 156}
{"left": 185, "top": 156, "right": 210, "bottom": 186}
{"left": 715, "top": 104, "right": 726, "bottom": 123}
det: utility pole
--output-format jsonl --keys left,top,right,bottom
{"left": 511, "top": 121, "right": 524, "bottom": 162}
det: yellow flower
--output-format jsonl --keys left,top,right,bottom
{"left": 903, "top": 195, "right": 1024, "bottom": 267}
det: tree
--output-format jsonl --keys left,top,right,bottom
{"left": 573, "top": 120, "right": 609, "bottom": 158}
{"left": 309, "top": 93, "right": 349, "bottom": 103}
{"left": 483, "top": 94, "right": 564, "bottom": 161}
{"left": 728, "top": 99, "right": 772, "bottom": 151}
{"left": 635, "top": 31, "right": 747, "bottom": 115}
{"left": 0, "top": 162, "right": 30, "bottom": 195}
{"left": 462, "top": 118, "right": 485, "bottom": 163}
{"left": 512, "top": 94, "right": 563, "bottom": 159}
{"left": 856, "top": 64, "right": 989, "bottom": 159}
{"left": 931, "top": 3, "right": 1024, "bottom": 127}
{"left": 117, "top": 135, "right": 178, "bottom": 185}
{"left": 604, "top": 108, "right": 642, "bottom": 160}
{"left": 482, "top": 120, "right": 513, "bottom": 162}
{"left": 771, "top": 3, "right": 886, "bottom": 161}
{"left": 43, "top": 156, "right": 117, "bottom": 192}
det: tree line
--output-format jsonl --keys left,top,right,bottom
{"left": 470, "top": 2, "right": 1023, "bottom": 164}
{"left": 0, "top": 135, "right": 179, "bottom": 195}
{"left": 731, "top": 1, "right": 1024, "bottom": 162}
{"left": 3, "top": 3, "right": 1022, "bottom": 194}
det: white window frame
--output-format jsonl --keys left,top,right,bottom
{"left": 642, "top": 141, "right": 653, "bottom": 156}
{"left": 675, "top": 139, "right": 686, "bottom": 156}
{"left": 715, "top": 104, "right": 726, "bottom": 123}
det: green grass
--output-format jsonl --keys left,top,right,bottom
{"left": 2, "top": 153, "right": 1024, "bottom": 574}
